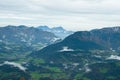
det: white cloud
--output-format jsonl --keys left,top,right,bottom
{"left": 0, "top": 14, "right": 33, "bottom": 20}
{"left": 107, "top": 55, "right": 120, "bottom": 60}
{"left": 4, "top": 61, "right": 26, "bottom": 71}
{"left": 0, "top": 61, "right": 26, "bottom": 71}
{"left": 59, "top": 46, "right": 74, "bottom": 52}
{"left": 0, "top": 0, "right": 120, "bottom": 31}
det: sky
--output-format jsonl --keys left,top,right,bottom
{"left": 0, "top": 0, "right": 120, "bottom": 31}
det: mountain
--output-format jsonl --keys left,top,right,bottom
{"left": 1, "top": 26, "right": 120, "bottom": 80}
{"left": 0, "top": 25, "right": 59, "bottom": 59}
{"left": 0, "top": 25, "right": 58, "bottom": 45}
{"left": 37, "top": 26, "right": 73, "bottom": 39}
{"left": 33, "top": 27, "right": 120, "bottom": 58}
{"left": 29, "top": 26, "right": 120, "bottom": 80}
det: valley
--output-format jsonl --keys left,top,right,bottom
{"left": 0, "top": 26, "right": 120, "bottom": 80}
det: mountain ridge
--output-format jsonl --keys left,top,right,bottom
{"left": 1, "top": 26, "right": 120, "bottom": 80}
{"left": 31, "top": 26, "right": 120, "bottom": 63}
{"left": 37, "top": 26, "right": 74, "bottom": 39}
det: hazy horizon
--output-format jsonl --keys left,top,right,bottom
{"left": 1, "top": 24, "right": 120, "bottom": 31}
{"left": 0, "top": 0, "right": 120, "bottom": 31}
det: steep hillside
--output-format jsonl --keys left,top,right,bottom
{"left": 29, "top": 27, "right": 120, "bottom": 80}
{"left": 0, "top": 25, "right": 58, "bottom": 59}
{"left": 33, "top": 27, "right": 120, "bottom": 59}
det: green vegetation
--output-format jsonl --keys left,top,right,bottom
{"left": 74, "top": 73, "right": 84, "bottom": 80}
{"left": 14, "top": 58, "right": 26, "bottom": 63}
{"left": 51, "top": 73, "right": 67, "bottom": 79}
{"left": 83, "top": 77, "right": 91, "bottom": 80}
{"left": 99, "top": 68, "right": 108, "bottom": 73}
{"left": 116, "top": 62, "right": 120, "bottom": 66}
{"left": 30, "top": 72, "right": 67, "bottom": 80}
{"left": 45, "top": 66, "right": 62, "bottom": 72}
{"left": 31, "top": 72, "right": 50, "bottom": 80}
{"left": 107, "top": 76, "right": 116, "bottom": 79}
{"left": 31, "top": 58, "right": 45, "bottom": 65}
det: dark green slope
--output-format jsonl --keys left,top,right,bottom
{"left": 29, "top": 27, "right": 120, "bottom": 80}
{"left": 0, "top": 64, "right": 30, "bottom": 80}
{"left": 32, "top": 27, "right": 120, "bottom": 60}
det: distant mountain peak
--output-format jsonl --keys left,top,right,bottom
{"left": 5, "top": 25, "right": 16, "bottom": 28}
{"left": 17, "top": 25, "right": 29, "bottom": 28}
{"left": 38, "top": 25, "right": 49, "bottom": 28}
{"left": 91, "top": 26, "right": 120, "bottom": 34}
{"left": 52, "top": 26, "right": 65, "bottom": 31}
{"left": 37, "top": 26, "right": 74, "bottom": 39}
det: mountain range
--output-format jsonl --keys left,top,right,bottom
{"left": 30, "top": 26, "right": 120, "bottom": 80}
{"left": 33, "top": 27, "right": 120, "bottom": 58}
{"left": 0, "top": 25, "right": 58, "bottom": 45}
{"left": 37, "top": 26, "right": 73, "bottom": 39}
{"left": 0, "top": 26, "right": 120, "bottom": 80}
{"left": 0, "top": 25, "right": 59, "bottom": 60}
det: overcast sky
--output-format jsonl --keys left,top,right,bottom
{"left": 0, "top": 0, "right": 120, "bottom": 31}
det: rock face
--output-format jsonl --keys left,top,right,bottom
{"left": 37, "top": 26, "right": 73, "bottom": 39}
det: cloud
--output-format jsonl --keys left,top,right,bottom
{"left": 59, "top": 46, "right": 74, "bottom": 52}
{"left": 27, "top": 0, "right": 120, "bottom": 15}
{"left": 0, "top": 0, "right": 120, "bottom": 31}
{"left": 0, "top": 61, "right": 26, "bottom": 71}
{"left": 0, "top": 14, "right": 33, "bottom": 20}
{"left": 107, "top": 55, "right": 120, "bottom": 60}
